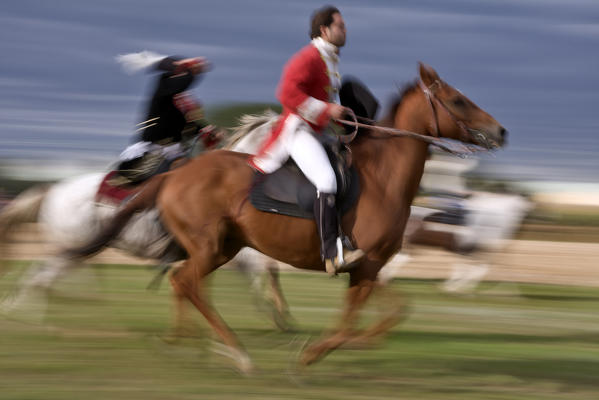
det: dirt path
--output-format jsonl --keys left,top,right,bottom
{"left": 387, "top": 240, "right": 598, "bottom": 287}
{"left": 3, "top": 224, "right": 598, "bottom": 287}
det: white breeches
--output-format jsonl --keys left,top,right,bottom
{"left": 252, "top": 114, "right": 337, "bottom": 193}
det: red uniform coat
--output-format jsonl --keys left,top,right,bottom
{"left": 277, "top": 43, "right": 334, "bottom": 131}
{"left": 250, "top": 43, "right": 336, "bottom": 172}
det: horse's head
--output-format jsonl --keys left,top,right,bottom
{"left": 418, "top": 62, "right": 507, "bottom": 149}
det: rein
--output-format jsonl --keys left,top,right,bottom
{"left": 335, "top": 118, "right": 481, "bottom": 157}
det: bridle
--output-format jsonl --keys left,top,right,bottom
{"left": 418, "top": 79, "right": 498, "bottom": 149}
{"left": 418, "top": 79, "right": 469, "bottom": 141}
{"left": 334, "top": 80, "right": 495, "bottom": 155}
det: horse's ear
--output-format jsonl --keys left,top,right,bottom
{"left": 418, "top": 62, "right": 440, "bottom": 86}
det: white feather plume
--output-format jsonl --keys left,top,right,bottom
{"left": 115, "top": 50, "right": 167, "bottom": 74}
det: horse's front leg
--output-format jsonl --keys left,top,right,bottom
{"left": 165, "top": 260, "right": 200, "bottom": 339}
{"left": 300, "top": 266, "right": 378, "bottom": 366}
{"left": 346, "top": 281, "right": 407, "bottom": 347}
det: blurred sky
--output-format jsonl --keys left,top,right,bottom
{"left": 1, "top": 0, "right": 598, "bottom": 182}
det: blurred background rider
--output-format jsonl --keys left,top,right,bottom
{"left": 114, "top": 51, "right": 222, "bottom": 184}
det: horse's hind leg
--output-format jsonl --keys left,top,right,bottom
{"left": 163, "top": 207, "right": 252, "bottom": 372}
{"left": 170, "top": 255, "right": 252, "bottom": 373}
{"left": 169, "top": 260, "right": 229, "bottom": 342}
{"left": 1, "top": 255, "right": 77, "bottom": 322}
{"left": 163, "top": 260, "right": 198, "bottom": 339}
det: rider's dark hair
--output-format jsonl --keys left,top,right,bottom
{"left": 310, "top": 6, "right": 340, "bottom": 39}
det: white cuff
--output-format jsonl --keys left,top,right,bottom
{"left": 297, "top": 97, "right": 327, "bottom": 125}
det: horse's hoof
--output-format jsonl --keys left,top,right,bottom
{"left": 158, "top": 333, "right": 181, "bottom": 345}
{"left": 273, "top": 311, "right": 298, "bottom": 333}
{"left": 211, "top": 341, "right": 254, "bottom": 376}
{"left": 0, "top": 289, "right": 48, "bottom": 325}
{"left": 299, "top": 344, "right": 322, "bottom": 366}
{"left": 299, "top": 352, "right": 317, "bottom": 366}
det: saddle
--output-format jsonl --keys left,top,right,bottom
{"left": 250, "top": 141, "right": 360, "bottom": 219}
{"left": 117, "top": 151, "right": 172, "bottom": 184}
{"left": 421, "top": 193, "right": 470, "bottom": 226}
{"left": 95, "top": 130, "right": 197, "bottom": 206}
{"left": 423, "top": 209, "right": 467, "bottom": 226}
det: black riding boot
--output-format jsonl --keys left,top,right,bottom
{"left": 314, "top": 192, "right": 364, "bottom": 275}
{"left": 314, "top": 192, "right": 338, "bottom": 260}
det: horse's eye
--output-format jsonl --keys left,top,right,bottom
{"left": 452, "top": 98, "right": 466, "bottom": 108}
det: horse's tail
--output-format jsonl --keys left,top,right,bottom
{"left": 0, "top": 184, "right": 50, "bottom": 275}
{"left": 65, "top": 173, "right": 170, "bottom": 259}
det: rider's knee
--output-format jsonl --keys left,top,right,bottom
{"left": 316, "top": 173, "right": 337, "bottom": 194}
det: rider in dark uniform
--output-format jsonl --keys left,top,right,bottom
{"left": 116, "top": 54, "right": 221, "bottom": 184}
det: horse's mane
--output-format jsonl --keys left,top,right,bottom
{"left": 377, "top": 80, "right": 419, "bottom": 128}
{"left": 223, "top": 109, "right": 279, "bottom": 150}
{"left": 353, "top": 80, "right": 421, "bottom": 184}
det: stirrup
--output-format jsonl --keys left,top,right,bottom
{"left": 325, "top": 249, "right": 365, "bottom": 276}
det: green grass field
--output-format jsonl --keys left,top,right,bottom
{"left": 1, "top": 263, "right": 598, "bottom": 400}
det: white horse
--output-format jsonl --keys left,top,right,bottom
{"left": 0, "top": 112, "right": 284, "bottom": 323}
{"left": 441, "top": 191, "right": 533, "bottom": 293}
{"left": 377, "top": 191, "right": 533, "bottom": 293}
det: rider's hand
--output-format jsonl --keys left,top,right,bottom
{"left": 328, "top": 103, "right": 347, "bottom": 120}
{"left": 185, "top": 108, "right": 205, "bottom": 123}
{"left": 201, "top": 125, "right": 225, "bottom": 141}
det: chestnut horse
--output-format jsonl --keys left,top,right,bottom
{"left": 71, "top": 63, "right": 507, "bottom": 371}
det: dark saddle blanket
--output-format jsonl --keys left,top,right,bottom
{"left": 250, "top": 146, "right": 360, "bottom": 219}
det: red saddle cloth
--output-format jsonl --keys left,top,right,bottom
{"left": 95, "top": 171, "right": 136, "bottom": 206}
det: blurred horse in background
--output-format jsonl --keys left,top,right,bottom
{"left": 0, "top": 173, "right": 184, "bottom": 320}
{"left": 378, "top": 190, "right": 533, "bottom": 292}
